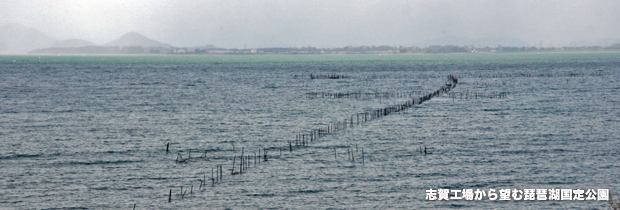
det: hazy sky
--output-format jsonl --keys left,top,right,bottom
{"left": 1, "top": 0, "right": 619, "bottom": 48}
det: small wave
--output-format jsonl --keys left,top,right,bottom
{"left": 482, "top": 108, "right": 503, "bottom": 112}
{"left": 292, "top": 189, "right": 323, "bottom": 194}
{"left": 68, "top": 159, "right": 142, "bottom": 165}
{"left": 90, "top": 186, "right": 109, "bottom": 191}
{"left": 0, "top": 153, "right": 42, "bottom": 160}
{"left": 246, "top": 193, "right": 277, "bottom": 197}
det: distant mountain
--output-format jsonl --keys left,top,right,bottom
{"left": 104, "top": 32, "right": 172, "bottom": 48}
{"left": 29, "top": 32, "right": 173, "bottom": 55}
{"left": 51, "top": 39, "right": 95, "bottom": 48}
{"left": 0, "top": 24, "right": 57, "bottom": 53}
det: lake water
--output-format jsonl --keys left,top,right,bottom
{"left": 1, "top": 53, "right": 619, "bottom": 209}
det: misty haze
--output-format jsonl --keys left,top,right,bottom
{"left": 1, "top": 1, "right": 620, "bottom": 209}
{"left": 2, "top": 0, "right": 620, "bottom": 54}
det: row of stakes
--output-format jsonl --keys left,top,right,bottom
{"left": 292, "top": 73, "right": 351, "bottom": 79}
{"left": 306, "top": 91, "right": 426, "bottom": 99}
{"left": 294, "top": 73, "right": 459, "bottom": 80}
{"left": 445, "top": 91, "right": 508, "bottom": 100}
{"left": 294, "top": 71, "right": 600, "bottom": 81}
{"left": 289, "top": 74, "right": 458, "bottom": 150}
{"left": 307, "top": 90, "right": 507, "bottom": 100}
{"left": 309, "top": 73, "right": 351, "bottom": 79}
{"left": 461, "top": 81, "right": 510, "bottom": 86}
{"left": 161, "top": 75, "right": 459, "bottom": 203}
{"left": 465, "top": 71, "right": 604, "bottom": 79}
{"left": 294, "top": 73, "right": 449, "bottom": 80}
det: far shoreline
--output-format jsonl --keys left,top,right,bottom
{"left": 4, "top": 49, "right": 620, "bottom": 56}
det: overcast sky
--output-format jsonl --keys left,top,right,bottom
{"left": 1, "top": 0, "right": 619, "bottom": 48}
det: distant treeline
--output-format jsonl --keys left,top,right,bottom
{"left": 28, "top": 43, "right": 620, "bottom": 55}
{"left": 255, "top": 45, "right": 469, "bottom": 54}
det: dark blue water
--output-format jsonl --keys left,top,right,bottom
{"left": 1, "top": 53, "right": 619, "bottom": 209}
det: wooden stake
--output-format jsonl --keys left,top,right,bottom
{"left": 347, "top": 149, "right": 350, "bottom": 160}
{"left": 232, "top": 156, "right": 236, "bottom": 174}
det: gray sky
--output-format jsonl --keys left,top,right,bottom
{"left": 1, "top": 0, "right": 619, "bottom": 48}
